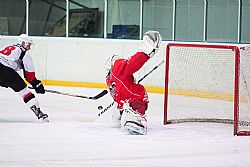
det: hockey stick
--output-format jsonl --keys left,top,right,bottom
{"left": 97, "top": 60, "right": 165, "bottom": 117}
{"left": 28, "top": 61, "right": 165, "bottom": 101}
{"left": 137, "top": 60, "right": 165, "bottom": 83}
{"left": 28, "top": 86, "right": 108, "bottom": 100}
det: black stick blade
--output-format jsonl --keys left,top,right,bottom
{"left": 90, "top": 90, "right": 108, "bottom": 100}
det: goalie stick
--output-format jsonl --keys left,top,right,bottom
{"left": 137, "top": 60, "right": 165, "bottom": 83}
{"left": 28, "top": 86, "right": 108, "bottom": 100}
{"left": 97, "top": 60, "right": 165, "bottom": 117}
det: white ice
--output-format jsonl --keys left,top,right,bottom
{"left": 0, "top": 86, "right": 250, "bottom": 167}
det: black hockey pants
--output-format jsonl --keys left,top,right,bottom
{"left": 0, "top": 63, "right": 26, "bottom": 92}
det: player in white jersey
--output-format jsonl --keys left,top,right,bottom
{"left": 0, "top": 34, "right": 48, "bottom": 122}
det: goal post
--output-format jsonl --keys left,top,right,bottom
{"left": 164, "top": 42, "right": 250, "bottom": 136}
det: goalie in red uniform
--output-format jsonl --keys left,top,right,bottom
{"left": 106, "top": 31, "right": 162, "bottom": 135}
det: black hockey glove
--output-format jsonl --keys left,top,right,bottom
{"left": 0, "top": 81, "right": 8, "bottom": 88}
{"left": 30, "top": 79, "right": 45, "bottom": 94}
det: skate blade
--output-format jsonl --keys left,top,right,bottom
{"left": 42, "top": 117, "right": 49, "bottom": 122}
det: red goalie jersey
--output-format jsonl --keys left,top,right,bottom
{"left": 106, "top": 52, "right": 150, "bottom": 115}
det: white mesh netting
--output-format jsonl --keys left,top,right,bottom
{"left": 165, "top": 43, "right": 250, "bottom": 135}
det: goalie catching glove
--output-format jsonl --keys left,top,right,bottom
{"left": 139, "top": 30, "right": 162, "bottom": 58}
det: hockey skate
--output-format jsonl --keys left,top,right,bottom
{"left": 30, "top": 105, "right": 49, "bottom": 122}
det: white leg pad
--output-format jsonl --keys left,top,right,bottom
{"left": 110, "top": 103, "right": 122, "bottom": 127}
{"left": 112, "top": 109, "right": 122, "bottom": 127}
{"left": 120, "top": 104, "right": 147, "bottom": 135}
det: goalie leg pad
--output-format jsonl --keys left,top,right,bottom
{"left": 110, "top": 103, "right": 123, "bottom": 127}
{"left": 124, "top": 120, "right": 147, "bottom": 135}
{"left": 120, "top": 104, "right": 147, "bottom": 135}
{"left": 112, "top": 109, "right": 123, "bottom": 127}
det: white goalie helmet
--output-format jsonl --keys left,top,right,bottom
{"left": 105, "top": 54, "right": 119, "bottom": 75}
{"left": 18, "top": 34, "right": 33, "bottom": 47}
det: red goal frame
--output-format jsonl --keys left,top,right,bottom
{"left": 164, "top": 43, "right": 250, "bottom": 136}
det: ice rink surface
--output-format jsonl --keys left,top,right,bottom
{"left": 0, "top": 86, "right": 250, "bottom": 167}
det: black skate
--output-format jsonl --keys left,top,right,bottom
{"left": 37, "top": 112, "right": 49, "bottom": 122}
{"left": 30, "top": 105, "right": 49, "bottom": 122}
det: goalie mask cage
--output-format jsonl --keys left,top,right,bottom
{"left": 164, "top": 43, "right": 250, "bottom": 136}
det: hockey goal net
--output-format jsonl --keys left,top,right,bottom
{"left": 164, "top": 43, "right": 250, "bottom": 136}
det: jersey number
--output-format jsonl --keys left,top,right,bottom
{"left": 0, "top": 46, "right": 15, "bottom": 56}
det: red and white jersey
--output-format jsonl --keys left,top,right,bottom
{"left": 106, "top": 52, "right": 150, "bottom": 110}
{"left": 0, "top": 44, "right": 36, "bottom": 82}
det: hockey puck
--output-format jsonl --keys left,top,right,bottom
{"left": 98, "top": 106, "right": 103, "bottom": 110}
